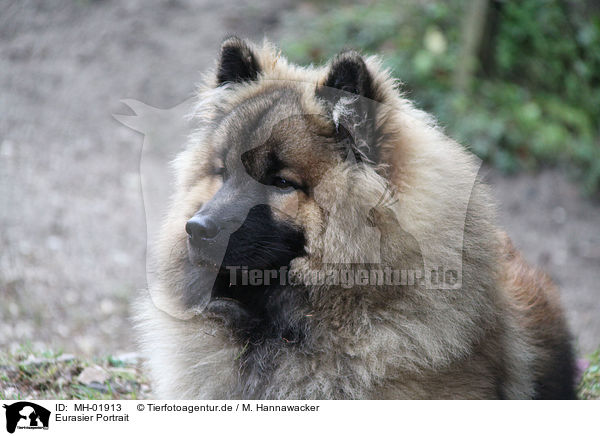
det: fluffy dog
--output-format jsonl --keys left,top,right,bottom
{"left": 136, "top": 37, "right": 575, "bottom": 399}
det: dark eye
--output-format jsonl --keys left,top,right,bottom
{"left": 272, "top": 176, "right": 296, "bottom": 190}
{"left": 214, "top": 167, "right": 226, "bottom": 176}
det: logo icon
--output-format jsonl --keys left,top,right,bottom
{"left": 2, "top": 402, "right": 50, "bottom": 434}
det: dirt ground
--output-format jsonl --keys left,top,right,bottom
{"left": 1, "top": 0, "right": 598, "bottom": 359}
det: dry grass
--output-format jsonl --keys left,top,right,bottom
{"left": 1, "top": 346, "right": 598, "bottom": 399}
{"left": 0, "top": 346, "right": 149, "bottom": 400}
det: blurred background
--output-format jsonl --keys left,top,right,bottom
{"left": 1, "top": 0, "right": 599, "bottom": 388}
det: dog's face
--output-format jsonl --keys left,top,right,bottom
{"left": 183, "top": 92, "right": 350, "bottom": 317}
{"left": 186, "top": 105, "right": 341, "bottom": 275}
{"left": 160, "top": 37, "right": 388, "bottom": 327}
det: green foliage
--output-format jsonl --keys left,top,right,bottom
{"left": 282, "top": 0, "right": 600, "bottom": 194}
{"left": 578, "top": 350, "right": 600, "bottom": 400}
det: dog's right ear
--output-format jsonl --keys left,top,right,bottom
{"left": 216, "top": 36, "right": 260, "bottom": 86}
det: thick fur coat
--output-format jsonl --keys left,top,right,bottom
{"left": 136, "top": 38, "right": 575, "bottom": 399}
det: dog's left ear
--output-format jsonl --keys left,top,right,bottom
{"left": 322, "top": 50, "right": 375, "bottom": 100}
{"left": 319, "top": 51, "right": 379, "bottom": 164}
{"left": 216, "top": 36, "right": 260, "bottom": 86}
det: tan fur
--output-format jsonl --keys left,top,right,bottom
{"left": 136, "top": 40, "right": 574, "bottom": 399}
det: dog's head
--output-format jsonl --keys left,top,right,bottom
{"left": 158, "top": 37, "right": 401, "bottom": 325}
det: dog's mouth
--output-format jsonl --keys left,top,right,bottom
{"left": 185, "top": 227, "right": 305, "bottom": 327}
{"left": 201, "top": 270, "right": 269, "bottom": 329}
{"left": 205, "top": 297, "right": 254, "bottom": 327}
{"left": 203, "top": 267, "right": 310, "bottom": 346}
{"left": 185, "top": 241, "right": 271, "bottom": 321}
{"left": 212, "top": 268, "right": 265, "bottom": 304}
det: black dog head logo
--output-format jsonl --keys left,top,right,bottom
{"left": 3, "top": 402, "right": 50, "bottom": 434}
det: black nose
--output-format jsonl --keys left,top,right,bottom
{"left": 186, "top": 215, "right": 220, "bottom": 243}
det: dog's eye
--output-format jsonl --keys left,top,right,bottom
{"left": 214, "top": 167, "right": 226, "bottom": 177}
{"left": 272, "top": 176, "right": 296, "bottom": 190}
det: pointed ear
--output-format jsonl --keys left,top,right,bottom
{"left": 216, "top": 36, "right": 260, "bottom": 86}
{"left": 319, "top": 51, "right": 379, "bottom": 164}
{"left": 322, "top": 50, "right": 374, "bottom": 99}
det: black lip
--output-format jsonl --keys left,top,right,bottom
{"left": 205, "top": 297, "right": 255, "bottom": 328}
